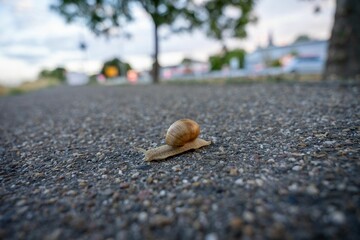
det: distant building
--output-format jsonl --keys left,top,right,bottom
{"left": 245, "top": 40, "right": 328, "bottom": 72}
{"left": 161, "top": 59, "right": 210, "bottom": 80}
{"left": 66, "top": 72, "right": 89, "bottom": 86}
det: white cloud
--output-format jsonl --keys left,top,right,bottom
{"left": 0, "top": 56, "right": 39, "bottom": 86}
{"left": 15, "top": 0, "right": 33, "bottom": 11}
{"left": 3, "top": 45, "right": 50, "bottom": 60}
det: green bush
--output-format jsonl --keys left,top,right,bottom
{"left": 209, "top": 49, "right": 246, "bottom": 70}
{"left": 209, "top": 55, "right": 223, "bottom": 71}
{"left": 224, "top": 49, "right": 245, "bottom": 69}
{"left": 100, "top": 58, "right": 132, "bottom": 78}
{"left": 39, "top": 67, "right": 66, "bottom": 81}
{"left": 270, "top": 59, "right": 282, "bottom": 67}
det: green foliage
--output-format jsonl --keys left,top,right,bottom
{"left": 51, "top": 0, "right": 255, "bottom": 38}
{"left": 39, "top": 67, "right": 66, "bottom": 81}
{"left": 181, "top": 58, "right": 194, "bottom": 67}
{"left": 51, "top": 0, "right": 133, "bottom": 36}
{"left": 9, "top": 88, "right": 25, "bottom": 96}
{"left": 209, "top": 55, "right": 224, "bottom": 71}
{"left": 201, "top": 0, "right": 256, "bottom": 42}
{"left": 141, "top": 1, "right": 200, "bottom": 30}
{"left": 293, "top": 34, "right": 312, "bottom": 43}
{"left": 51, "top": 0, "right": 202, "bottom": 37}
{"left": 224, "top": 49, "right": 246, "bottom": 68}
{"left": 209, "top": 49, "right": 246, "bottom": 70}
{"left": 269, "top": 59, "right": 282, "bottom": 67}
{"left": 100, "top": 58, "right": 132, "bottom": 77}
{"left": 88, "top": 74, "right": 99, "bottom": 85}
{"left": 290, "top": 50, "right": 299, "bottom": 56}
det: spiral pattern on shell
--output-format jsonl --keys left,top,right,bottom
{"left": 165, "top": 119, "right": 200, "bottom": 147}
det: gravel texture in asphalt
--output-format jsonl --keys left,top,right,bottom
{"left": 0, "top": 81, "right": 359, "bottom": 240}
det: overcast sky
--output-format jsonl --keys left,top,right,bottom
{"left": 0, "top": 0, "right": 335, "bottom": 86}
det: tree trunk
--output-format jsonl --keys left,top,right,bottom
{"left": 152, "top": 22, "right": 160, "bottom": 84}
{"left": 323, "top": 0, "right": 360, "bottom": 80}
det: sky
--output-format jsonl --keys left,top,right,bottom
{"left": 0, "top": 0, "right": 335, "bottom": 86}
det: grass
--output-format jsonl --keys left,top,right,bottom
{"left": 162, "top": 73, "right": 323, "bottom": 85}
{"left": 0, "top": 74, "right": 324, "bottom": 96}
{"left": 0, "top": 78, "right": 62, "bottom": 96}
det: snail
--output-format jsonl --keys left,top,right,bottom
{"left": 139, "top": 119, "right": 211, "bottom": 161}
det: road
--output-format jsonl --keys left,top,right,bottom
{"left": 0, "top": 81, "right": 359, "bottom": 239}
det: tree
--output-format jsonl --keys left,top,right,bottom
{"left": 323, "top": 0, "right": 360, "bottom": 80}
{"left": 269, "top": 59, "right": 282, "bottom": 67}
{"left": 200, "top": 0, "right": 256, "bottom": 49}
{"left": 181, "top": 58, "right": 193, "bottom": 65}
{"left": 209, "top": 55, "right": 223, "bottom": 71}
{"left": 209, "top": 49, "right": 246, "bottom": 70}
{"left": 39, "top": 67, "right": 67, "bottom": 81}
{"left": 51, "top": 0, "right": 256, "bottom": 83}
{"left": 224, "top": 49, "right": 246, "bottom": 69}
{"left": 293, "top": 34, "right": 312, "bottom": 43}
{"left": 100, "top": 58, "right": 131, "bottom": 78}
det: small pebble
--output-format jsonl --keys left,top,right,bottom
{"left": 243, "top": 225, "right": 254, "bottom": 236}
{"left": 120, "top": 183, "right": 130, "bottom": 189}
{"left": 172, "top": 165, "right": 181, "bottom": 172}
{"left": 138, "top": 212, "right": 148, "bottom": 222}
{"left": 229, "top": 167, "right": 238, "bottom": 176}
{"left": 267, "top": 159, "right": 275, "bottom": 163}
{"left": 44, "top": 228, "right": 62, "bottom": 240}
{"left": 292, "top": 165, "right": 302, "bottom": 171}
{"left": 306, "top": 184, "right": 319, "bottom": 195}
{"left": 229, "top": 217, "right": 243, "bottom": 230}
{"left": 255, "top": 179, "right": 264, "bottom": 187}
{"left": 288, "top": 183, "right": 298, "bottom": 191}
{"left": 16, "top": 199, "right": 27, "bottom": 207}
{"left": 159, "top": 190, "right": 166, "bottom": 197}
{"left": 243, "top": 211, "right": 255, "bottom": 223}
{"left": 66, "top": 190, "right": 77, "bottom": 196}
{"left": 235, "top": 178, "right": 244, "bottom": 186}
{"left": 146, "top": 177, "right": 153, "bottom": 184}
{"left": 192, "top": 182, "right": 201, "bottom": 187}
{"left": 101, "top": 189, "right": 113, "bottom": 196}
{"left": 209, "top": 160, "right": 217, "bottom": 166}
{"left": 324, "top": 140, "right": 336, "bottom": 145}
{"left": 205, "top": 233, "right": 218, "bottom": 240}
{"left": 149, "top": 215, "right": 173, "bottom": 227}
{"left": 330, "top": 211, "right": 346, "bottom": 224}
{"left": 131, "top": 172, "right": 140, "bottom": 179}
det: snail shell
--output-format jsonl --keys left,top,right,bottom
{"left": 140, "top": 119, "right": 211, "bottom": 161}
{"left": 165, "top": 119, "right": 200, "bottom": 147}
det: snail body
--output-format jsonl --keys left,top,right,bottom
{"left": 141, "top": 119, "right": 211, "bottom": 161}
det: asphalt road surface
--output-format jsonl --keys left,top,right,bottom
{"left": 0, "top": 81, "right": 359, "bottom": 240}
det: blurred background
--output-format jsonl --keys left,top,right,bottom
{"left": 1, "top": 0, "right": 357, "bottom": 94}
